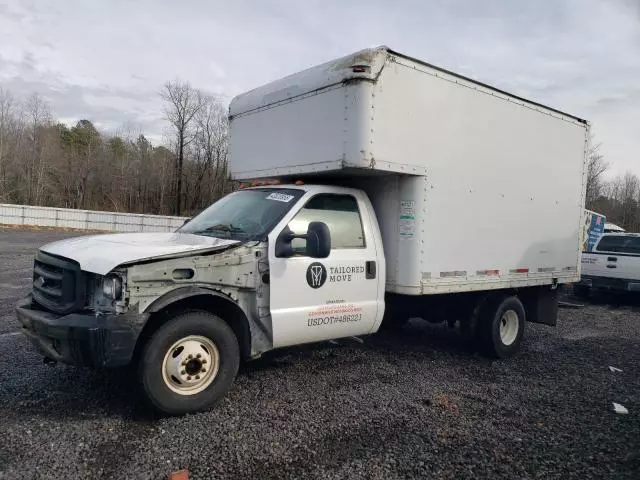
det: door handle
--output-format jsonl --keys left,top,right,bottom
{"left": 366, "top": 261, "right": 376, "bottom": 279}
{"left": 606, "top": 265, "right": 617, "bottom": 269}
{"left": 607, "top": 257, "right": 617, "bottom": 262}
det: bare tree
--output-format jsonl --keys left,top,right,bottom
{"left": 0, "top": 83, "right": 228, "bottom": 216}
{"left": 160, "top": 80, "right": 204, "bottom": 215}
{"left": 618, "top": 172, "right": 640, "bottom": 230}
{"left": 0, "top": 87, "right": 15, "bottom": 199}
{"left": 585, "top": 140, "right": 609, "bottom": 209}
{"left": 25, "top": 93, "right": 53, "bottom": 205}
{"left": 189, "top": 94, "right": 229, "bottom": 212}
{"left": 600, "top": 171, "right": 640, "bottom": 232}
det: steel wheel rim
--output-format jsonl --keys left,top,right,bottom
{"left": 499, "top": 310, "right": 519, "bottom": 346}
{"left": 161, "top": 335, "right": 220, "bottom": 395}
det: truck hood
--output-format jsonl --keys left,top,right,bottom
{"left": 39, "top": 232, "right": 241, "bottom": 275}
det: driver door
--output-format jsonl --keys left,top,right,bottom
{"left": 267, "top": 190, "right": 384, "bottom": 348}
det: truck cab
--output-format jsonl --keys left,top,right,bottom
{"left": 17, "top": 182, "right": 386, "bottom": 414}
{"left": 175, "top": 182, "right": 387, "bottom": 349}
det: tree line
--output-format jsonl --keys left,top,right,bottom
{"left": 0, "top": 80, "right": 230, "bottom": 217}
{"left": 0, "top": 82, "right": 639, "bottom": 230}
{"left": 586, "top": 141, "right": 640, "bottom": 232}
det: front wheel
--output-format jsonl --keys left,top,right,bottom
{"left": 138, "top": 310, "right": 240, "bottom": 415}
{"left": 476, "top": 296, "right": 525, "bottom": 359}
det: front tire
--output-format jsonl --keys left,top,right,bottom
{"left": 138, "top": 310, "right": 240, "bottom": 415}
{"left": 477, "top": 296, "right": 525, "bottom": 359}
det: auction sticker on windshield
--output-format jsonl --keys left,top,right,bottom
{"left": 266, "top": 192, "right": 295, "bottom": 203}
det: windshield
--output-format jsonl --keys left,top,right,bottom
{"left": 179, "top": 188, "right": 305, "bottom": 241}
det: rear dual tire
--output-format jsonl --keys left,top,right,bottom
{"left": 476, "top": 296, "right": 525, "bottom": 359}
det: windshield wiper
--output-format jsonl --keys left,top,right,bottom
{"left": 194, "top": 223, "right": 246, "bottom": 236}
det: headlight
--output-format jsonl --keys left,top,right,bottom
{"left": 102, "top": 275, "right": 123, "bottom": 300}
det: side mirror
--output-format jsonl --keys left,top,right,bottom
{"left": 275, "top": 227, "right": 294, "bottom": 258}
{"left": 275, "top": 222, "right": 331, "bottom": 258}
{"left": 305, "top": 221, "right": 331, "bottom": 258}
{"left": 182, "top": 218, "right": 191, "bottom": 226}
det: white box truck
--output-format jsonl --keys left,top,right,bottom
{"left": 16, "top": 46, "right": 589, "bottom": 415}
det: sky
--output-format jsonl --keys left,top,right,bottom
{"left": 0, "top": 0, "right": 638, "bottom": 177}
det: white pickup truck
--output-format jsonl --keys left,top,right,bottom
{"left": 576, "top": 233, "right": 640, "bottom": 296}
{"left": 16, "top": 46, "right": 589, "bottom": 415}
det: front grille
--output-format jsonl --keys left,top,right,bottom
{"left": 32, "top": 251, "right": 85, "bottom": 314}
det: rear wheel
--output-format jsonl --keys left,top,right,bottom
{"left": 138, "top": 310, "right": 240, "bottom": 415}
{"left": 477, "top": 296, "right": 525, "bottom": 359}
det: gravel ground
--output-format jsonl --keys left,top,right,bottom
{"left": 0, "top": 228, "right": 638, "bottom": 480}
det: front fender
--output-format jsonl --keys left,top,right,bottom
{"left": 144, "top": 285, "right": 239, "bottom": 314}
{"left": 141, "top": 285, "right": 254, "bottom": 360}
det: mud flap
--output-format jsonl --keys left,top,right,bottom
{"left": 520, "top": 287, "right": 558, "bottom": 327}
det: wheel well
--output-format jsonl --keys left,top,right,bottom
{"left": 454, "top": 289, "right": 519, "bottom": 327}
{"left": 132, "top": 294, "right": 252, "bottom": 364}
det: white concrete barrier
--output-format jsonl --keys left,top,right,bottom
{"left": 0, "top": 204, "right": 188, "bottom": 233}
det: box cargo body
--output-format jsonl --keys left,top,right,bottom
{"left": 229, "top": 46, "right": 589, "bottom": 295}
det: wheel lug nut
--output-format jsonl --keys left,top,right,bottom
{"left": 188, "top": 354, "right": 193, "bottom": 359}
{"left": 195, "top": 375, "right": 200, "bottom": 380}
{"left": 196, "top": 353, "right": 201, "bottom": 359}
{"left": 180, "top": 370, "right": 186, "bottom": 375}
{"left": 202, "top": 359, "right": 207, "bottom": 364}
{"left": 201, "top": 368, "right": 206, "bottom": 373}
{"left": 187, "top": 376, "right": 192, "bottom": 381}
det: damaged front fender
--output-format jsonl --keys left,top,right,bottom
{"left": 125, "top": 244, "right": 274, "bottom": 360}
{"left": 140, "top": 286, "right": 262, "bottom": 361}
{"left": 144, "top": 285, "right": 241, "bottom": 314}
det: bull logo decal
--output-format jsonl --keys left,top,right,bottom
{"left": 306, "top": 262, "right": 327, "bottom": 289}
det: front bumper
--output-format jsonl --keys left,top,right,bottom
{"left": 577, "top": 275, "right": 640, "bottom": 293}
{"left": 16, "top": 296, "right": 149, "bottom": 367}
